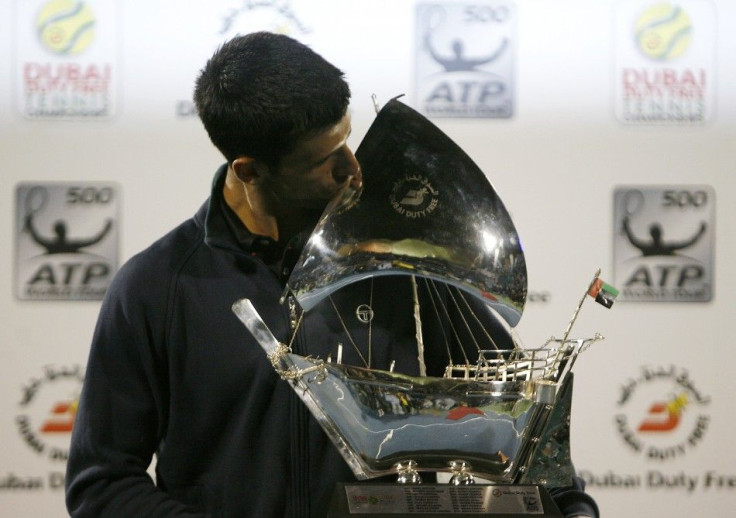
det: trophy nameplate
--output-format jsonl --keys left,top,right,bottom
{"left": 327, "top": 483, "right": 562, "bottom": 517}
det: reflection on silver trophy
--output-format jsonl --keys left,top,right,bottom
{"left": 233, "top": 98, "right": 612, "bottom": 516}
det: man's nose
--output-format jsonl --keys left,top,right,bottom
{"left": 335, "top": 146, "right": 362, "bottom": 189}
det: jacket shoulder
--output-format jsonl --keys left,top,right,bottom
{"left": 107, "top": 215, "right": 204, "bottom": 305}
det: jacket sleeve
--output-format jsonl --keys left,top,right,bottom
{"left": 549, "top": 476, "right": 600, "bottom": 518}
{"left": 65, "top": 258, "right": 208, "bottom": 518}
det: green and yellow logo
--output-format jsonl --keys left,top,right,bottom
{"left": 36, "top": 0, "right": 95, "bottom": 55}
{"left": 635, "top": 3, "right": 692, "bottom": 61}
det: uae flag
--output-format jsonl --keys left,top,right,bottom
{"left": 588, "top": 278, "right": 619, "bottom": 308}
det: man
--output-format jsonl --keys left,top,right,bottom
{"left": 66, "top": 32, "right": 598, "bottom": 517}
{"left": 66, "top": 31, "right": 363, "bottom": 518}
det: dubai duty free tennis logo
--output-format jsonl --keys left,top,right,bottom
{"left": 14, "top": 0, "right": 119, "bottom": 120}
{"left": 614, "top": 1, "right": 716, "bottom": 125}
{"left": 415, "top": 2, "right": 516, "bottom": 118}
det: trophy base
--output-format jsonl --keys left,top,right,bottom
{"left": 327, "top": 483, "right": 563, "bottom": 517}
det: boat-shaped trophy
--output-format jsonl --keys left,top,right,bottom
{"left": 233, "top": 98, "right": 609, "bottom": 516}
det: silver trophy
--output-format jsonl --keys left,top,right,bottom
{"left": 233, "top": 98, "right": 606, "bottom": 516}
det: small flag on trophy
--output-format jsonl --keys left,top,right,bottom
{"left": 587, "top": 278, "right": 619, "bottom": 308}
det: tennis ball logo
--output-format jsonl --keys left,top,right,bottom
{"left": 36, "top": 0, "right": 96, "bottom": 55}
{"left": 635, "top": 4, "right": 692, "bottom": 61}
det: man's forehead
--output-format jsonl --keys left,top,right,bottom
{"left": 290, "top": 114, "right": 352, "bottom": 161}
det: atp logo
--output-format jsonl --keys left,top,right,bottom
{"left": 613, "top": 186, "right": 714, "bottom": 302}
{"left": 415, "top": 2, "right": 516, "bottom": 118}
{"left": 615, "top": 365, "right": 710, "bottom": 461}
{"left": 16, "top": 183, "right": 119, "bottom": 300}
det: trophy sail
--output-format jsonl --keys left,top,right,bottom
{"left": 286, "top": 97, "right": 527, "bottom": 327}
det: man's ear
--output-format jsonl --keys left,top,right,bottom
{"left": 232, "top": 157, "right": 267, "bottom": 184}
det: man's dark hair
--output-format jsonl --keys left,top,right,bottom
{"left": 194, "top": 32, "right": 351, "bottom": 166}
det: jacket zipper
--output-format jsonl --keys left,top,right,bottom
{"left": 286, "top": 295, "right": 310, "bottom": 517}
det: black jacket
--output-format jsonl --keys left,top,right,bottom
{"left": 66, "top": 165, "right": 597, "bottom": 517}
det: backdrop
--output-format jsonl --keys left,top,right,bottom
{"left": 1, "top": 1, "right": 734, "bottom": 516}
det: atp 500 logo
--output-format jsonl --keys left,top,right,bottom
{"left": 615, "top": 365, "right": 710, "bottom": 461}
{"left": 613, "top": 186, "right": 714, "bottom": 302}
{"left": 415, "top": 2, "right": 516, "bottom": 118}
{"left": 15, "top": 182, "right": 119, "bottom": 301}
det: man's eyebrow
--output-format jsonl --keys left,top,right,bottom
{"left": 310, "top": 127, "right": 353, "bottom": 166}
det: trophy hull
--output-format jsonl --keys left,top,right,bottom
{"left": 232, "top": 298, "right": 585, "bottom": 486}
{"left": 286, "top": 354, "right": 556, "bottom": 483}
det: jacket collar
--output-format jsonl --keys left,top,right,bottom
{"left": 197, "top": 164, "right": 282, "bottom": 262}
